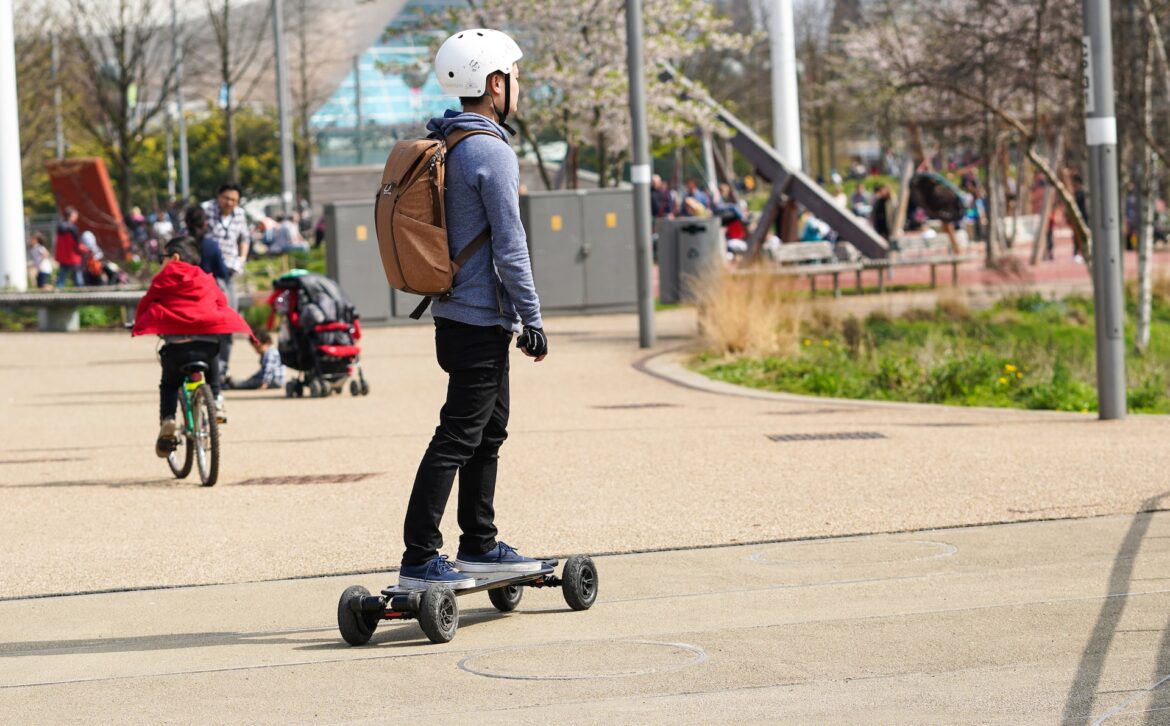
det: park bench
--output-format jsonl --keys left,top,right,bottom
{"left": 856, "top": 227, "right": 981, "bottom": 293}
{"left": 0, "top": 289, "right": 147, "bottom": 331}
{"left": 744, "top": 240, "right": 863, "bottom": 297}
{"left": 0, "top": 288, "right": 260, "bottom": 331}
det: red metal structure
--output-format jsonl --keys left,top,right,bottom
{"left": 45, "top": 158, "right": 130, "bottom": 259}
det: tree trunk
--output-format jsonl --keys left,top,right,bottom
{"left": 225, "top": 85, "right": 239, "bottom": 184}
{"left": 119, "top": 152, "right": 133, "bottom": 218}
{"left": 1001, "top": 142, "right": 1016, "bottom": 249}
{"left": 566, "top": 143, "right": 579, "bottom": 190}
{"left": 985, "top": 133, "right": 1007, "bottom": 265}
{"left": 516, "top": 119, "right": 552, "bottom": 190}
{"left": 814, "top": 109, "right": 825, "bottom": 180}
{"left": 1137, "top": 33, "right": 1157, "bottom": 355}
{"left": 1031, "top": 133, "right": 1064, "bottom": 265}
{"left": 597, "top": 131, "right": 607, "bottom": 189}
{"left": 827, "top": 104, "right": 837, "bottom": 178}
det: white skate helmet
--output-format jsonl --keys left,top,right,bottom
{"left": 434, "top": 28, "right": 523, "bottom": 98}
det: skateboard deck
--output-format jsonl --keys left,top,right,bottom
{"left": 380, "top": 559, "right": 558, "bottom": 598}
{"left": 338, "top": 555, "right": 595, "bottom": 645}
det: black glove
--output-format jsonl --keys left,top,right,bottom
{"left": 517, "top": 325, "right": 547, "bottom": 357}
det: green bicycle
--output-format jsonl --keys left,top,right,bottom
{"left": 164, "top": 361, "right": 220, "bottom": 487}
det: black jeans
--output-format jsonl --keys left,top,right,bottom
{"left": 402, "top": 317, "right": 512, "bottom": 566}
{"left": 159, "top": 341, "right": 222, "bottom": 422}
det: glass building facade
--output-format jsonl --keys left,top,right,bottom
{"left": 311, "top": 0, "right": 461, "bottom": 167}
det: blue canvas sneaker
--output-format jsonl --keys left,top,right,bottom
{"left": 398, "top": 555, "right": 475, "bottom": 590}
{"left": 455, "top": 541, "right": 542, "bottom": 573}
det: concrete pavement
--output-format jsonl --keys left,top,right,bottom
{"left": 2, "top": 307, "right": 1170, "bottom": 722}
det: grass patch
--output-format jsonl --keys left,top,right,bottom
{"left": 78, "top": 306, "right": 127, "bottom": 329}
{"left": 690, "top": 276, "right": 1170, "bottom": 414}
{"left": 0, "top": 308, "right": 38, "bottom": 331}
{"left": 243, "top": 245, "right": 326, "bottom": 290}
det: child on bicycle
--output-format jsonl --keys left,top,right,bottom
{"left": 132, "top": 235, "right": 252, "bottom": 457}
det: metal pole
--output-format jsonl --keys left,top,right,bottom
{"left": 51, "top": 32, "right": 64, "bottom": 159}
{"left": 273, "top": 0, "right": 296, "bottom": 214}
{"left": 170, "top": 0, "right": 189, "bottom": 201}
{"left": 353, "top": 54, "right": 363, "bottom": 166}
{"left": 625, "top": 0, "right": 655, "bottom": 348}
{"left": 768, "top": 0, "right": 802, "bottom": 169}
{"left": 165, "top": 108, "right": 176, "bottom": 200}
{"left": 0, "top": 0, "right": 27, "bottom": 291}
{"left": 1082, "top": 0, "right": 1127, "bottom": 420}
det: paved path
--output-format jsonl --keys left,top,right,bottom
{"left": 2, "top": 308, "right": 1169, "bottom": 722}
{"left": 2, "top": 516, "right": 1169, "bottom": 724}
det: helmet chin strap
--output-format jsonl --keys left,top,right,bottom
{"left": 490, "top": 73, "right": 516, "bottom": 136}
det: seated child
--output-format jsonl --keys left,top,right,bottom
{"left": 228, "top": 328, "right": 285, "bottom": 390}
{"left": 131, "top": 236, "right": 253, "bottom": 457}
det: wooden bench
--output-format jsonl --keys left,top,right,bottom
{"left": 0, "top": 290, "right": 149, "bottom": 331}
{"left": 0, "top": 289, "right": 261, "bottom": 331}
{"left": 749, "top": 240, "right": 863, "bottom": 297}
{"left": 854, "top": 228, "right": 980, "bottom": 292}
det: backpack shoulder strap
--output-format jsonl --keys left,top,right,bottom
{"left": 408, "top": 227, "right": 491, "bottom": 321}
{"left": 452, "top": 227, "right": 491, "bottom": 270}
{"left": 444, "top": 129, "right": 502, "bottom": 155}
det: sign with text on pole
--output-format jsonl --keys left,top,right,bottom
{"left": 1081, "top": 36, "right": 1094, "bottom": 114}
{"left": 1081, "top": 0, "right": 1126, "bottom": 420}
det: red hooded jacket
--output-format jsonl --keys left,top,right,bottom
{"left": 132, "top": 261, "right": 253, "bottom": 338}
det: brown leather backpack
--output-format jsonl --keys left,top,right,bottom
{"left": 374, "top": 129, "right": 495, "bottom": 319}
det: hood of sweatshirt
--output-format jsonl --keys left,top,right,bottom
{"left": 425, "top": 109, "right": 509, "bottom": 143}
{"left": 132, "top": 261, "right": 253, "bottom": 338}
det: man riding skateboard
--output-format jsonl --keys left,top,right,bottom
{"left": 397, "top": 28, "right": 548, "bottom": 591}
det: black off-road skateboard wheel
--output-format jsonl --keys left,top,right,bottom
{"left": 418, "top": 585, "right": 459, "bottom": 644}
{"left": 488, "top": 584, "right": 523, "bottom": 612}
{"left": 338, "top": 585, "right": 379, "bottom": 646}
{"left": 562, "top": 555, "right": 598, "bottom": 611}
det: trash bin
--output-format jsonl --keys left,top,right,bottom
{"left": 657, "top": 217, "right": 722, "bottom": 304}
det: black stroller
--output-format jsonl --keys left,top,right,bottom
{"left": 267, "top": 271, "right": 370, "bottom": 398}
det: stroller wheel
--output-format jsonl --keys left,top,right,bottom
{"left": 285, "top": 382, "right": 296, "bottom": 398}
{"left": 361, "top": 381, "right": 370, "bottom": 396}
{"left": 350, "top": 380, "right": 360, "bottom": 397}
{"left": 309, "top": 379, "right": 325, "bottom": 398}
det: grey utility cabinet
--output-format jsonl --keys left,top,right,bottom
{"left": 324, "top": 200, "right": 391, "bottom": 323}
{"left": 656, "top": 216, "right": 723, "bottom": 304}
{"left": 520, "top": 188, "right": 637, "bottom": 311}
{"left": 327, "top": 189, "right": 638, "bottom": 324}
{"left": 324, "top": 200, "right": 433, "bottom": 323}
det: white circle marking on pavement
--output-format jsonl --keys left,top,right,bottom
{"left": 457, "top": 639, "right": 708, "bottom": 681}
{"left": 749, "top": 539, "right": 958, "bottom": 566}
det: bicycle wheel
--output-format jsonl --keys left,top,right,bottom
{"left": 193, "top": 385, "right": 220, "bottom": 487}
{"left": 167, "top": 398, "right": 194, "bottom": 480}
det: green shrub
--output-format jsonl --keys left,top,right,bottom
{"left": 243, "top": 302, "right": 272, "bottom": 331}
{"left": 1128, "top": 373, "right": 1165, "bottom": 411}
{"left": 78, "top": 306, "right": 122, "bottom": 329}
{"left": 693, "top": 293, "right": 1170, "bottom": 414}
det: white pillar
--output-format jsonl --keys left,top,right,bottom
{"left": 0, "top": 0, "right": 27, "bottom": 291}
{"left": 273, "top": 0, "right": 295, "bottom": 213}
{"left": 768, "top": 0, "right": 802, "bottom": 171}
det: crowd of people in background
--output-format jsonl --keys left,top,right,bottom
{"left": 28, "top": 193, "right": 323, "bottom": 291}
{"left": 647, "top": 153, "right": 1170, "bottom": 265}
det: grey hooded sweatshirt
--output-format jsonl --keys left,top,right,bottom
{"left": 425, "top": 110, "right": 542, "bottom": 332}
